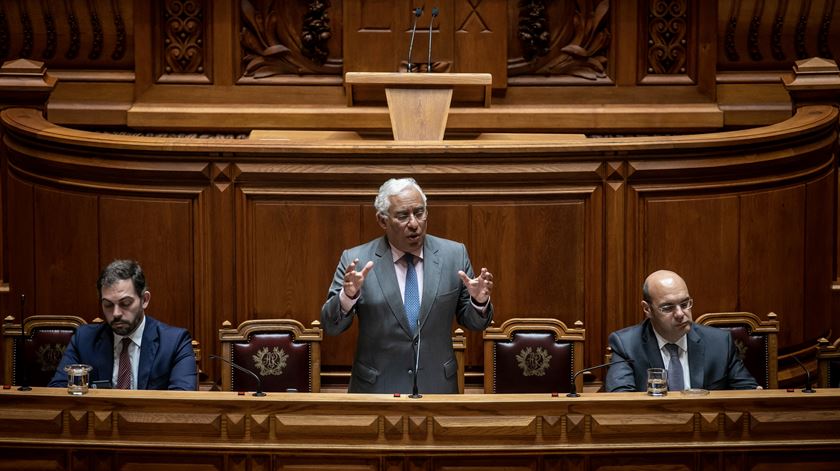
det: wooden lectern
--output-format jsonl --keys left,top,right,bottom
{"left": 344, "top": 72, "right": 492, "bottom": 141}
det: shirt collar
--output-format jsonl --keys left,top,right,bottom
{"left": 388, "top": 242, "right": 423, "bottom": 264}
{"left": 651, "top": 324, "right": 688, "bottom": 353}
{"left": 114, "top": 314, "right": 146, "bottom": 348}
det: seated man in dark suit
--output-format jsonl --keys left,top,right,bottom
{"left": 606, "top": 270, "right": 759, "bottom": 392}
{"left": 49, "top": 259, "right": 197, "bottom": 390}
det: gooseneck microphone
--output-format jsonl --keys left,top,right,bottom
{"left": 409, "top": 319, "right": 422, "bottom": 398}
{"left": 792, "top": 356, "right": 816, "bottom": 393}
{"left": 566, "top": 358, "right": 634, "bottom": 397}
{"left": 209, "top": 354, "right": 266, "bottom": 397}
{"left": 427, "top": 7, "right": 439, "bottom": 72}
{"left": 18, "top": 294, "right": 31, "bottom": 392}
{"left": 406, "top": 7, "right": 423, "bottom": 72}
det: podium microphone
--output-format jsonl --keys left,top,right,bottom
{"left": 209, "top": 354, "right": 266, "bottom": 396}
{"left": 409, "top": 319, "right": 422, "bottom": 398}
{"left": 792, "top": 356, "right": 816, "bottom": 393}
{"left": 426, "top": 7, "right": 439, "bottom": 72}
{"left": 566, "top": 358, "right": 634, "bottom": 397}
{"left": 406, "top": 7, "right": 423, "bottom": 72}
{"left": 18, "top": 294, "right": 31, "bottom": 391}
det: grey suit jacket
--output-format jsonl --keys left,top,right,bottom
{"left": 605, "top": 319, "right": 758, "bottom": 391}
{"left": 320, "top": 235, "right": 493, "bottom": 393}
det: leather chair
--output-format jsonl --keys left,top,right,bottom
{"left": 816, "top": 336, "right": 840, "bottom": 388}
{"left": 2, "top": 315, "right": 90, "bottom": 386}
{"left": 694, "top": 311, "right": 779, "bottom": 389}
{"left": 218, "top": 319, "right": 322, "bottom": 392}
{"left": 483, "top": 318, "right": 585, "bottom": 394}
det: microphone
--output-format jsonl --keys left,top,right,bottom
{"left": 566, "top": 358, "right": 634, "bottom": 397}
{"left": 409, "top": 319, "right": 422, "bottom": 398}
{"left": 18, "top": 294, "right": 31, "bottom": 391}
{"left": 209, "top": 354, "right": 266, "bottom": 397}
{"left": 406, "top": 7, "right": 423, "bottom": 73}
{"left": 792, "top": 356, "right": 816, "bottom": 393}
{"left": 426, "top": 7, "right": 439, "bottom": 72}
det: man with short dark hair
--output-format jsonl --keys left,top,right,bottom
{"left": 605, "top": 269, "right": 759, "bottom": 392}
{"left": 49, "top": 260, "right": 197, "bottom": 390}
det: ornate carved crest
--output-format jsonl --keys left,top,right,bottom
{"left": 35, "top": 343, "right": 66, "bottom": 372}
{"left": 734, "top": 338, "right": 748, "bottom": 361}
{"left": 252, "top": 346, "right": 288, "bottom": 376}
{"left": 516, "top": 346, "right": 552, "bottom": 377}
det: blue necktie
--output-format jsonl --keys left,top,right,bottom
{"left": 666, "top": 343, "right": 685, "bottom": 391}
{"left": 403, "top": 253, "right": 420, "bottom": 335}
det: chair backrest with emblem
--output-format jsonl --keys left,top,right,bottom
{"left": 2, "top": 315, "right": 89, "bottom": 386}
{"left": 219, "top": 319, "right": 322, "bottom": 392}
{"left": 816, "top": 336, "right": 840, "bottom": 388}
{"left": 483, "top": 318, "right": 585, "bottom": 394}
{"left": 693, "top": 311, "right": 779, "bottom": 389}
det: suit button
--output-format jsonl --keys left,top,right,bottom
{"left": 408, "top": 369, "right": 414, "bottom": 375}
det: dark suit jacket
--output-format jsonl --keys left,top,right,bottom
{"left": 605, "top": 318, "right": 759, "bottom": 391}
{"left": 48, "top": 315, "right": 197, "bottom": 390}
{"left": 321, "top": 235, "right": 493, "bottom": 393}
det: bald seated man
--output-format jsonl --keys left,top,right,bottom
{"left": 605, "top": 270, "right": 760, "bottom": 392}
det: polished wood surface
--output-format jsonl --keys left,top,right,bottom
{"left": 1, "top": 387, "right": 839, "bottom": 470}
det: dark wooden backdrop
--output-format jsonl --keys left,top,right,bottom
{"left": 0, "top": 0, "right": 838, "bottom": 386}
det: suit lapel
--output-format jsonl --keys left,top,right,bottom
{"left": 687, "top": 325, "right": 705, "bottom": 388}
{"left": 137, "top": 316, "right": 159, "bottom": 389}
{"left": 419, "top": 237, "right": 441, "bottom": 332}
{"left": 374, "top": 237, "right": 413, "bottom": 336}
{"left": 642, "top": 321, "right": 665, "bottom": 369}
{"left": 92, "top": 325, "right": 114, "bottom": 383}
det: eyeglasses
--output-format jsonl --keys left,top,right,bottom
{"left": 653, "top": 298, "right": 693, "bottom": 315}
{"left": 392, "top": 207, "right": 428, "bottom": 224}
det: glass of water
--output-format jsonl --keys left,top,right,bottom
{"left": 65, "top": 364, "right": 93, "bottom": 395}
{"left": 647, "top": 368, "right": 668, "bottom": 396}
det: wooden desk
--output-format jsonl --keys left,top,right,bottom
{"left": 1, "top": 387, "right": 839, "bottom": 470}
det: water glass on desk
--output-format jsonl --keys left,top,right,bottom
{"left": 64, "top": 364, "right": 93, "bottom": 395}
{"left": 647, "top": 368, "right": 667, "bottom": 396}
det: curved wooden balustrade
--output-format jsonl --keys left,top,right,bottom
{"left": 1, "top": 105, "right": 837, "bottom": 384}
{"left": 1, "top": 387, "right": 840, "bottom": 470}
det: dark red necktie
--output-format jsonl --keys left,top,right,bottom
{"left": 116, "top": 337, "right": 132, "bottom": 389}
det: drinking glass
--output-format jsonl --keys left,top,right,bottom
{"left": 65, "top": 364, "right": 93, "bottom": 395}
{"left": 646, "top": 368, "right": 668, "bottom": 396}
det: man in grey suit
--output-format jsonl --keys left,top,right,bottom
{"left": 321, "top": 178, "right": 494, "bottom": 394}
{"left": 606, "top": 270, "right": 759, "bottom": 392}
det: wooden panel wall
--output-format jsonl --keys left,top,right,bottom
{"left": 0, "top": 105, "right": 835, "bottom": 386}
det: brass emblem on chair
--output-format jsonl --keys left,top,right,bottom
{"left": 253, "top": 347, "right": 289, "bottom": 376}
{"left": 515, "top": 347, "right": 552, "bottom": 377}
{"left": 35, "top": 344, "right": 67, "bottom": 372}
{"left": 734, "top": 338, "right": 748, "bottom": 361}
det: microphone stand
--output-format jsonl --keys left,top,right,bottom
{"left": 209, "top": 354, "right": 266, "bottom": 397}
{"left": 792, "top": 356, "right": 816, "bottom": 393}
{"left": 406, "top": 7, "right": 423, "bottom": 73}
{"left": 409, "top": 319, "right": 422, "bottom": 398}
{"left": 566, "top": 358, "right": 634, "bottom": 397}
{"left": 426, "top": 7, "right": 439, "bottom": 72}
{"left": 18, "top": 294, "right": 31, "bottom": 391}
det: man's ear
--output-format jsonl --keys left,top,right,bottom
{"left": 142, "top": 290, "right": 151, "bottom": 309}
{"left": 642, "top": 300, "right": 652, "bottom": 319}
{"left": 376, "top": 213, "right": 388, "bottom": 230}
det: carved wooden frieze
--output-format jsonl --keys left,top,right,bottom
{"left": 160, "top": 0, "right": 206, "bottom": 77}
{"left": 0, "top": 0, "right": 133, "bottom": 67}
{"left": 644, "top": 0, "right": 689, "bottom": 75}
{"left": 240, "top": 0, "right": 342, "bottom": 79}
{"left": 509, "top": 0, "right": 611, "bottom": 81}
{"left": 719, "top": 0, "right": 839, "bottom": 70}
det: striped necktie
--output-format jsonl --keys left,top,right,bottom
{"left": 116, "top": 337, "right": 133, "bottom": 389}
